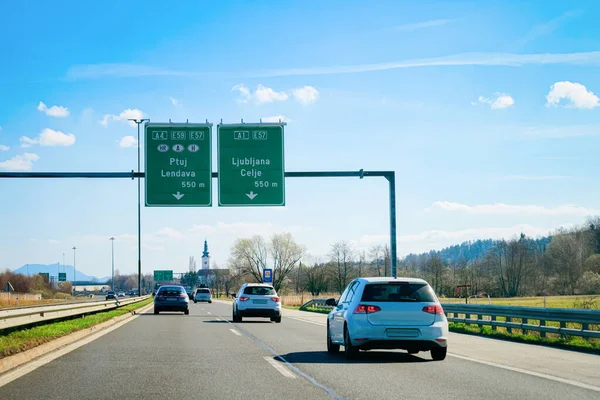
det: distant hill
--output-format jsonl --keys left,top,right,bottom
{"left": 11, "top": 264, "right": 109, "bottom": 282}
{"left": 403, "top": 236, "right": 553, "bottom": 265}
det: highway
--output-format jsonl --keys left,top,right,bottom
{"left": 1, "top": 300, "right": 598, "bottom": 399}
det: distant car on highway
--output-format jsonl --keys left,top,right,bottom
{"left": 117, "top": 291, "right": 126, "bottom": 297}
{"left": 154, "top": 285, "right": 190, "bottom": 315}
{"left": 105, "top": 290, "right": 116, "bottom": 300}
{"left": 325, "top": 277, "right": 448, "bottom": 360}
{"left": 232, "top": 283, "right": 281, "bottom": 323}
{"left": 193, "top": 287, "right": 212, "bottom": 304}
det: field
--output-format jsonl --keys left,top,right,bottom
{"left": 440, "top": 294, "right": 600, "bottom": 309}
{"left": 0, "top": 298, "right": 153, "bottom": 359}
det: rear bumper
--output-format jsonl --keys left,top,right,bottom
{"left": 154, "top": 301, "right": 188, "bottom": 311}
{"left": 357, "top": 339, "right": 446, "bottom": 351}
{"left": 347, "top": 320, "right": 448, "bottom": 350}
{"left": 239, "top": 308, "right": 281, "bottom": 317}
{"left": 194, "top": 296, "right": 212, "bottom": 302}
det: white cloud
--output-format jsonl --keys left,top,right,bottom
{"left": 232, "top": 84, "right": 317, "bottom": 105}
{"left": 494, "top": 175, "right": 573, "bottom": 181}
{"left": 118, "top": 136, "right": 137, "bottom": 148}
{"left": 255, "top": 84, "right": 289, "bottom": 103}
{"left": 546, "top": 81, "right": 599, "bottom": 109}
{"left": 357, "top": 224, "right": 561, "bottom": 256}
{"left": 37, "top": 101, "right": 70, "bottom": 117}
{"left": 20, "top": 136, "right": 38, "bottom": 148}
{"left": 0, "top": 153, "right": 39, "bottom": 171}
{"left": 292, "top": 86, "right": 319, "bottom": 104}
{"left": 100, "top": 109, "right": 145, "bottom": 127}
{"left": 261, "top": 115, "right": 290, "bottom": 123}
{"left": 0, "top": 144, "right": 9, "bottom": 151}
{"left": 20, "top": 129, "right": 75, "bottom": 147}
{"left": 39, "top": 128, "right": 76, "bottom": 146}
{"left": 251, "top": 51, "right": 600, "bottom": 78}
{"left": 154, "top": 227, "right": 186, "bottom": 238}
{"left": 395, "top": 19, "right": 455, "bottom": 31}
{"left": 475, "top": 92, "right": 514, "bottom": 109}
{"left": 169, "top": 97, "right": 181, "bottom": 106}
{"left": 431, "top": 201, "right": 599, "bottom": 216}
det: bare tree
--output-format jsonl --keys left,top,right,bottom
{"left": 229, "top": 235, "right": 269, "bottom": 283}
{"left": 369, "top": 245, "right": 383, "bottom": 276}
{"left": 329, "top": 241, "right": 354, "bottom": 293}
{"left": 357, "top": 250, "right": 367, "bottom": 277}
{"left": 382, "top": 244, "right": 391, "bottom": 276}
{"left": 270, "top": 232, "right": 306, "bottom": 292}
{"left": 189, "top": 256, "right": 197, "bottom": 273}
{"left": 304, "top": 263, "right": 328, "bottom": 295}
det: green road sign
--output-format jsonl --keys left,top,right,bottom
{"left": 58, "top": 272, "right": 66, "bottom": 282}
{"left": 145, "top": 123, "right": 212, "bottom": 207}
{"left": 154, "top": 270, "right": 173, "bottom": 282}
{"left": 217, "top": 123, "right": 285, "bottom": 206}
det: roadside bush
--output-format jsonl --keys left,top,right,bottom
{"left": 53, "top": 292, "right": 72, "bottom": 300}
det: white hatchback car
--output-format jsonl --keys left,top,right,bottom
{"left": 325, "top": 277, "right": 448, "bottom": 360}
{"left": 232, "top": 283, "right": 281, "bottom": 323}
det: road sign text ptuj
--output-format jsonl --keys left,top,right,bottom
{"left": 145, "top": 123, "right": 212, "bottom": 207}
{"left": 58, "top": 272, "right": 66, "bottom": 282}
{"left": 217, "top": 123, "right": 285, "bottom": 206}
{"left": 154, "top": 270, "right": 174, "bottom": 282}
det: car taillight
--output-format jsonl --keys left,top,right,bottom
{"left": 422, "top": 305, "right": 444, "bottom": 314}
{"left": 179, "top": 294, "right": 187, "bottom": 298}
{"left": 353, "top": 304, "right": 381, "bottom": 314}
{"left": 271, "top": 297, "right": 280, "bottom": 302}
{"left": 239, "top": 296, "right": 250, "bottom": 301}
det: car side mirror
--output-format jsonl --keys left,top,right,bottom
{"left": 232, "top": 293, "right": 237, "bottom": 298}
{"left": 325, "top": 298, "right": 338, "bottom": 307}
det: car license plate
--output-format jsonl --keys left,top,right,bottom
{"left": 166, "top": 298, "right": 177, "bottom": 301}
{"left": 386, "top": 328, "right": 419, "bottom": 338}
{"left": 253, "top": 299, "right": 267, "bottom": 304}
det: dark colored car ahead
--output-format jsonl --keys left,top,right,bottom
{"left": 105, "top": 290, "right": 116, "bottom": 300}
{"left": 154, "top": 285, "right": 189, "bottom": 315}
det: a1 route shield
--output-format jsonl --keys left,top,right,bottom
{"left": 217, "top": 123, "right": 285, "bottom": 206}
{"left": 145, "top": 123, "right": 212, "bottom": 207}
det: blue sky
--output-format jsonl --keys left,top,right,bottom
{"left": 1, "top": 0, "right": 600, "bottom": 278}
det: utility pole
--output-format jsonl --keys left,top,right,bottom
{"left": 110, "top": 237, "right": 115, "bottom": 291}
{"left": 72, "top": 246, "right": 77, "bottom": 293}
{"left": 128, "top": 117, "right": 150, "bottom": 297}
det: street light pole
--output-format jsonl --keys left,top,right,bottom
{"left": 72, "top": 246, "right": 76, "bottom": 293}
{"left": 128, "top": 117, "right": 149, "bottom": 297}
{"left": 110, "top": 237, "right": 115, "bottom": 291}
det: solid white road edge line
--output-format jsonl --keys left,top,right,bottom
{"left": 264, "top": 356, "right": 297, "bottom": 379}
{"left": 283, "top": 310, "right": 600, "bottom": 393}
{"left": 229, "top": 329, "right": 242, "bottom": 336}
{"left": 448, "top": 353, "right": 600, "bottom": 393}
{"left": 0, "top": 303, "right": 153, "bottom": 389}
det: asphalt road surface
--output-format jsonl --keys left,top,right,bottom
{"left": 1, "top": 300, "right": 598, "bottom": 400}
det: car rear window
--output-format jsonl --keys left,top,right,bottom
{"left": 243, "top": 286, "right": 276, "bottom": 295}
{"left": 198, "top": 289, "right": 210, "bottom": 293}
{"left": 361, "top": 283, "right": 437, "bottom": 303}
{"left": 158, "top": 287, "right": 183, "bottom": 296}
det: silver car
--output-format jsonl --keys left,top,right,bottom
{"left": 193, "top": 288, "right": 212, "bottom": 303}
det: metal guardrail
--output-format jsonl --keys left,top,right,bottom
{"left": 299, "top": 298, "right": 333, "bottom": 311}
{"left": 299, "top": 299, "right": 600, "bottom": 340}
{"left": 441, "top": 304, "right": 600, "bottom": 340}
{"left": 0, "top": 295, "right": 151, "bottom": 331}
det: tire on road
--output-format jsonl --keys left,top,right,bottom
{"left": 431, "top": 347, "right": 447, "bottom": 361}
{"left": 327, "top": 324, "right": 340, "bottom": 353}
{"left": 344, "top": 326, "right": 359, "bottom": 359}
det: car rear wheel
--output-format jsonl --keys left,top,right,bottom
{"left": 194, "top": 300, "right": 197, "bottom": 304}
{"left": 327, "top": 325, "right": 339, "bottom": 353}
{"left": 184, "top": 309, "right": 189, "bottom": 315}
{"left": 344, "top": 326, "right": 359, "bottom": 359}
{"left": 431, "top": 347, "right": 447, "bottom": 361}
{"left": 154, "top": 308, "right": 159, "bottom": 315}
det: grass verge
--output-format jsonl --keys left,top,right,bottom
{"left": 449, "top": 322, "right": 600, "bottom": 354}
{"left": 0, "top": 298, "right": 153, "bottom": 359}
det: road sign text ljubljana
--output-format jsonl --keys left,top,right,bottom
{"left": 145, "top": 123, "right": 212, "bottom": 207}
{"left": 217, "top": 123, "right": 285, "bottom": 206}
